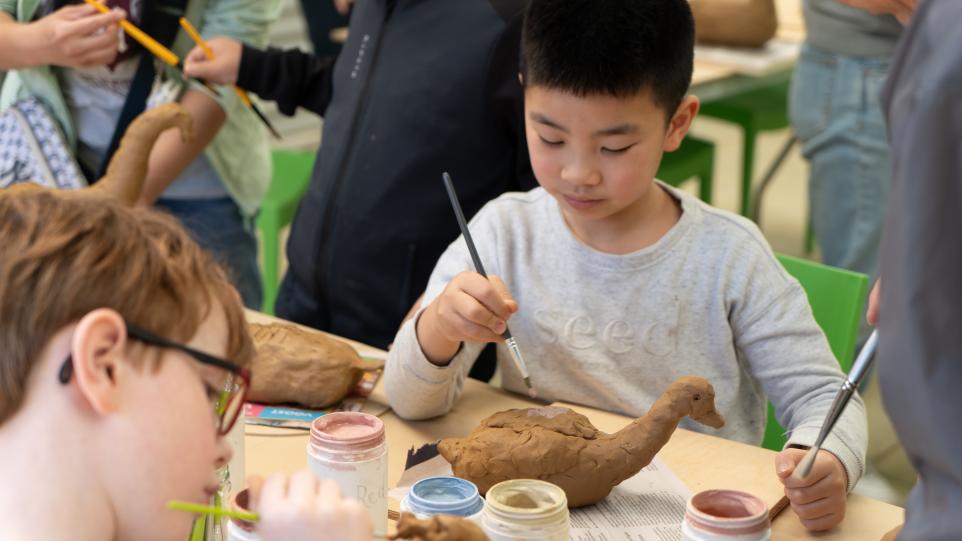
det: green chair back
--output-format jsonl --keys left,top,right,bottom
{"left": 761, "top": 254, "right": 869, "bottom": 450}
{"left": 698, "top": 78, "right": 791, "bottom": 216}
{"left": 257, "top": 150, "right": 316, "bottom": 314}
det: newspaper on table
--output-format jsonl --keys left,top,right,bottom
{"left": 568, "top": 457, "right": 690, "bottom": 541}
{"left": 393, "top": 444, "right": 691, "bottom": 541}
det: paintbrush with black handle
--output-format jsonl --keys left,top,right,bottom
{"left": 441, "top": 172, "right": 537, "bottom": 398}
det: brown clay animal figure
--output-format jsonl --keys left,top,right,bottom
{"left": 390, "top": 513, "right": 489, "bottom": 541}
{"left": 690, "top": 0, "right": 778, "bottom": 48}
{"left": 439, "top": 376, "right": 725, "bottom": 507}
{"left": 2, "top": 103, "right": 192, "bottom": 205}
{"left": 248, "top": 322, "right": 383, "bottom": 409}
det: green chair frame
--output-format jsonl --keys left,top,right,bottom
{"left": 658, "top": 135, "right": 715, "bottom": 204}
{"left": 256, "top": 150, "right": 316, "bottom": 314}
{"left": 699, "top": 79, "right": 792, "bottom": 216}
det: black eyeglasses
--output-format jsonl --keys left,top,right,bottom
{"left": 58, "top": 323, "right": 250, "bottom": 436}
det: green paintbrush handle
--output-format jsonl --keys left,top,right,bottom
{"left": 168, "top": 500, "right": 259, "bottom": 522}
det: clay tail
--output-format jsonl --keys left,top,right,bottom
{"left": 94, "top": 105, "right": 192, "bottom": 205}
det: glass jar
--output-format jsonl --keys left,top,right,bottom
{"left": 482, "top": 479, "right": 569, "bottom": 541}
{"left": 306, "top": 412, "right": 387, "bottom": 538}
{"left": 400, "top": 476, "right": 485, "bottom": 524}
{"left": 681, "top": 489, "right": 771, "bottom": 541}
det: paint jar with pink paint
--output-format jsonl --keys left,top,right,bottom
{"left": 681, "top": 489, "right": 771, "bottom": 541}
{"left": 307, "top": 412, "right": 388, "bottom": 538}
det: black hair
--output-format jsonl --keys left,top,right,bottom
{"left": 522, "top": 0, "right": 695, "bottom": 116}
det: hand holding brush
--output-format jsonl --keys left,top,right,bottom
{"left": 773, "top": 330, "right": 879, "bottom": 531}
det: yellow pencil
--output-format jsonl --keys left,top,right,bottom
{"left": 83, "top": 0, "right": 179, "bottom": 67}
{"left": 177, "top": 17, "right": 213, "bottom": 59}
{"left": 178, "top": 17, "right": 281, "bottom": 139}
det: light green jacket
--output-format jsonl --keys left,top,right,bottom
{"left": 0, "top": 0, "right": 281, "bottom": 215}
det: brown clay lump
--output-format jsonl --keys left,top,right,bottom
{"left": 439, "top": 376, "right": 725, "bottom": 507}
{"left": 248, "top": 323, "right": 379, "bottom": 409}
{"left": 390, "top": 513, "right": 489, "bottom": 541}
{"left": 690, "top": 0, "right": 778, "bottom": 48}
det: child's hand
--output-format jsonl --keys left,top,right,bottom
{"left": 33, "top": 4, "right": 125, "bottom": 68}
{"left": 867, "top": 278, "right": 881, "bottom": 326}
{"left": 183, "top": 37, "right": 242, "bottom": 85}
{"left": 417, "top": 272, "right": 518, "bottom": 364}
{"left": 837, "top": 0, "right": 917, "bottom": 25}
{"left": 253, "top": 470, "right": 373, "bottom": 541}
{"left": 333, "top": 0, "right": 356, "bottom": 15}
{"left": 775, "top": 448, "right": 849, "bottom": 531}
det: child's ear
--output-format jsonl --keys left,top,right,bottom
{"left": 69, "top": 309, "right": 130, "bottom": 415}
{"left": 663, "top": 95, "right": 700, "bottom": 152}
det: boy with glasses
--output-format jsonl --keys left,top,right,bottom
{"left": 0, "top": 191, "right": 371, "bottom": 541}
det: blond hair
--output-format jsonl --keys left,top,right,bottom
{"left": 0, "top": 191, "right": 254, "bottom": 425}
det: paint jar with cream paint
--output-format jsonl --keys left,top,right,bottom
{"left": 400, "top": 476, "right": 485, "bottom": 524}
{"left": 681, "top": 489, "right": 771, "bottom": 541}
{"left": 482, "top": 479, "right": 570, "bottom": 541}
{"left": 307, "top": 412, "right": 388, "bottom": 538}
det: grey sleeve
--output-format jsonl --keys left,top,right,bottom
{"left": 384, "top": 217, "right": 492, "bottom": 420}
{"left": 731, "top": 249, "right": 868, "bottom": 490}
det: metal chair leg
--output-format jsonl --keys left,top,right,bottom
{"left": 750, "top": 134, "right": 798, "bottom": 223}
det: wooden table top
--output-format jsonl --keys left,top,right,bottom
{"left": 243, "top": 312, "right": 903, "bottom": 540}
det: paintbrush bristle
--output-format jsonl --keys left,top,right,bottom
{"left": 793, "top": 448, "right": 819, "bottom": 481}
{"left": 523, "top": 377, "right": 538, "bottom": 398}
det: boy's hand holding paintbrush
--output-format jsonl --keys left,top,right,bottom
{"left": 417, "top": 272, "right": 519, "bottom": 365}
{"left": 774, "top": 448, "right": 849, "bottom": 531}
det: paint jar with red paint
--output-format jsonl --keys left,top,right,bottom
{"left": 307, "top": 412, "right": 388, "bottom": 538}
{"left": 681, "top": 489, "right": 771, "bottom": 541}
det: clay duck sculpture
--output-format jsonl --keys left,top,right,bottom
{"left": 247, "top": 323, "right": 384, "bottom": 409}
{"left": 3, "top": 103, "right": 192, "bottom": 206}
{"left": 438, "top": 376, "right": 725, "bottom": 507}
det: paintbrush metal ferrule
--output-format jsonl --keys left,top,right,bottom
{"left": 504, "top": 336, "right": 530, "bottom": 380}
{"left": 505, "top": 336, "right": 537, "bottom": 398}
{"left": 793, "top": 330, "right": 879, "bottom": 481}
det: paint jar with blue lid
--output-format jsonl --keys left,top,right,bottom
{"left": 400, "top": 476, "right": 485, "bottom": 524}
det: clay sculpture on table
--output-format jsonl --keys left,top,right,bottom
{"left": 248, "top": 322, "right": 383, "bottom": 409}
{"left": 439, "top": 376, "right": 725, "bottom": 507}
{"left": 2, "top": 103, "right": 192, "bottom": 205}
{"left": 390, "top": 513, "right": 489, "bottom": 541}
{"left": 690, "top": 0, "right": 778, "bottom": 48}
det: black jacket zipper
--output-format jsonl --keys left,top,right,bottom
{"left": 313, "top": 0, "right": 397, "bottom": 311}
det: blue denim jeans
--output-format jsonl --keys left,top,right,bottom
{"left": 790, "top": 44, "right": 892, "bottom": 283}
{"left": 155, "top": 197, "right": 263, "bottom": 309}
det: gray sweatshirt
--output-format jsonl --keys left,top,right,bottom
{"left": 804, "top": 0, "right": 903, "bottom": 57}
{"left": 385, "top": 184, "right": 867, "bottom": 489}
{"left": 878, "top": 1, "right": 962, "bottom": 538}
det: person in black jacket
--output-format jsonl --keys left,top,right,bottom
{"left": 185, "top": 0, "right": 534, "bottom": 355}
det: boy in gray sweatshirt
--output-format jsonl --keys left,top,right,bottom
{"left": 385, "top": 0, "right": 867, "bottom": 531}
